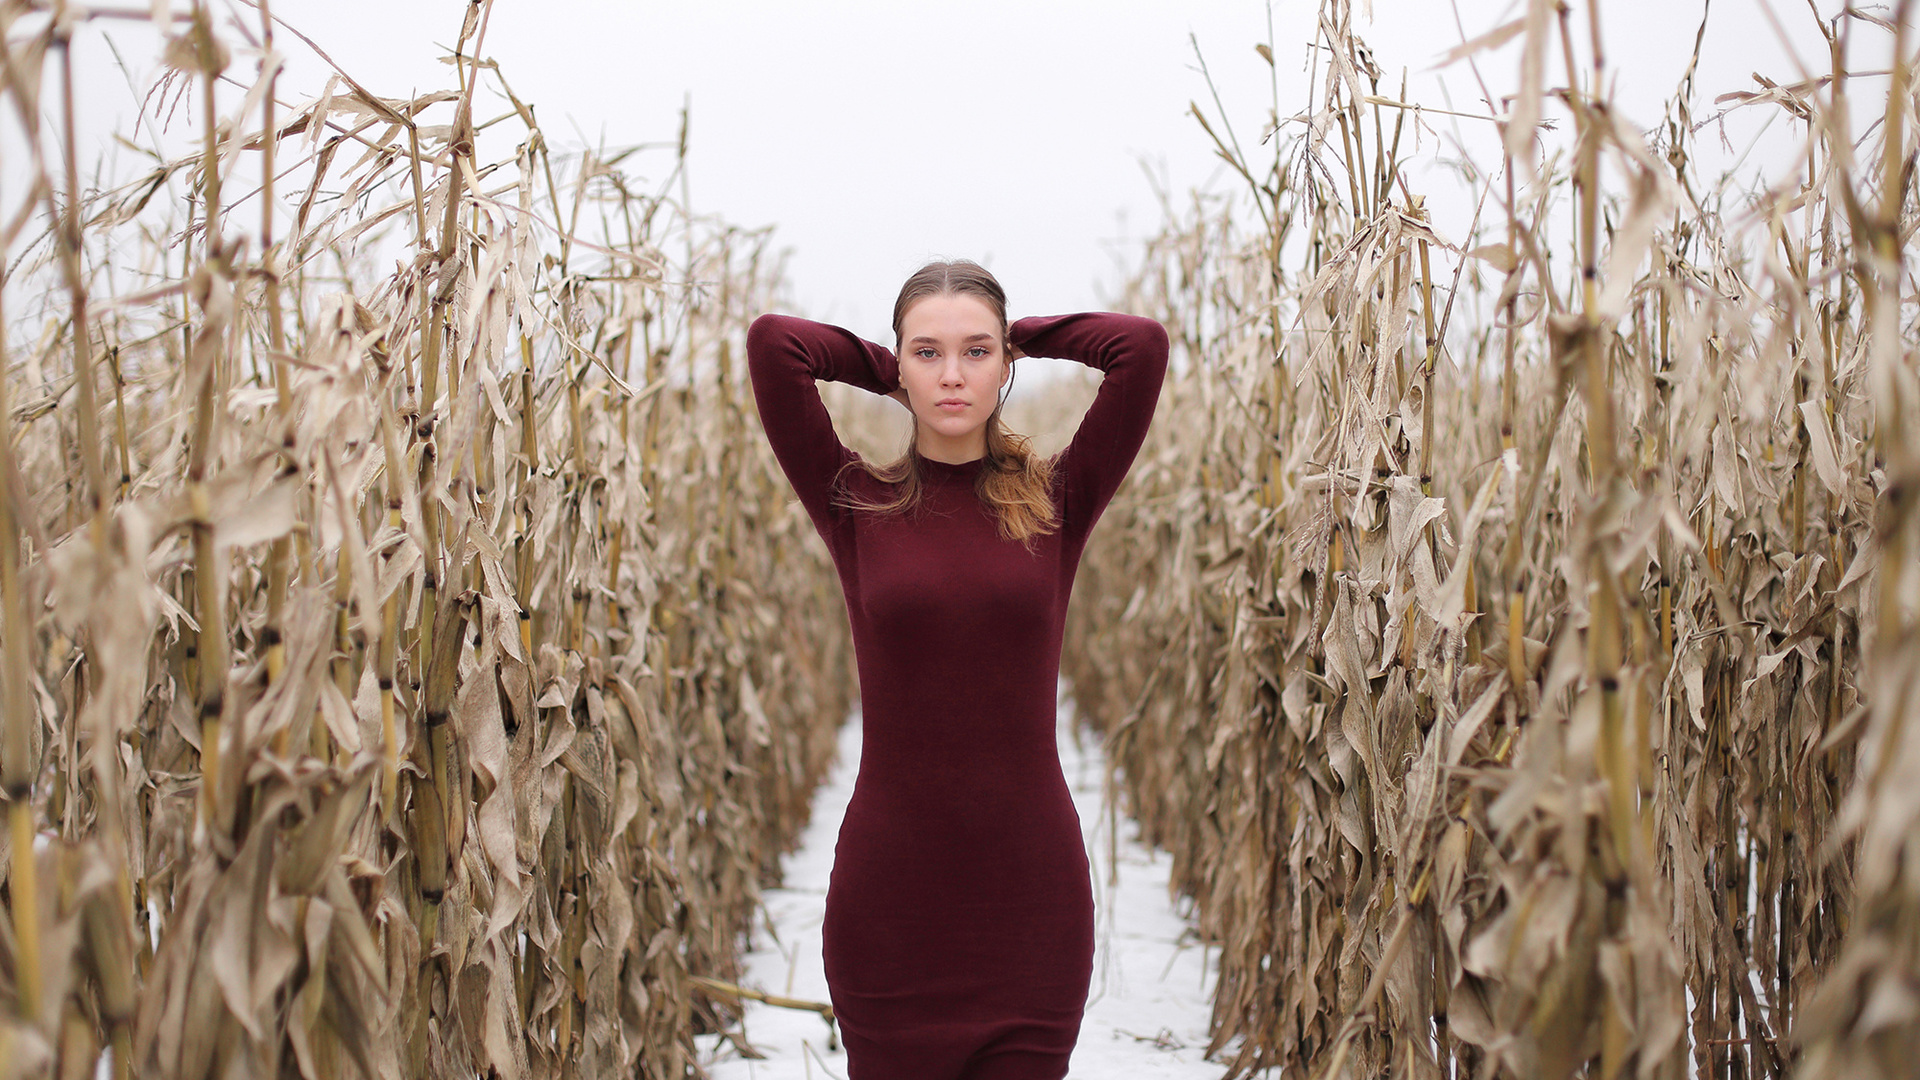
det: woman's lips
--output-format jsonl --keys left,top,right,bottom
{"left": 938, "top": 401, "right": 968, "bottom": 411}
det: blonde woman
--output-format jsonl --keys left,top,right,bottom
{"left": 746, "top": 258, "right": 1167, "bottom": 1080}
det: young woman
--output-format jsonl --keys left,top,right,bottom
{"left": 745, "top": 259, "right": 1168, "bottom": 1080}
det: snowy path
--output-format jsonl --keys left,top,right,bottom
{"left": 695, "top": 681, "right": 1227, "bottom": 1080}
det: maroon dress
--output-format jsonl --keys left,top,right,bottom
{"left": 745, "top": 310, "right": 1168, "bottom": 1080}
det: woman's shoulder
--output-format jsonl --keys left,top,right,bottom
{"left": 830, "top": 452, "right": 910, "bottom": 505}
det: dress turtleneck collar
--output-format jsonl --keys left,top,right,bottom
{"left": 914, "top": 449, "right": 986, "bottom": 481}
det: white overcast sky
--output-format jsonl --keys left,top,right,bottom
{"left": 18, "top": 1, "right": 1896, "bottom": 345}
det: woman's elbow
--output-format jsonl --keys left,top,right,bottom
{"left": 1131, "top": 315, "right": 1170, "bottom": 359}
{"left": 747, "top": 312, "right": 791, "bottom": 354}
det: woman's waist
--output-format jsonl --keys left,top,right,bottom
{"left": 832, "top": 790, "right": 1089, "bottom": 883}
{"left": 851, "top": 698, "right": 1065, "bottom": 745}
{"left": 851, "top": 737, "right": 1069, "bottom": 789}
{"left": 843, "top": 763, "right": 1075, "bottom": 821}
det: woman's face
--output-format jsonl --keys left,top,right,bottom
{"left": 896, "top": 293, "right": 1009, "bottom": 455}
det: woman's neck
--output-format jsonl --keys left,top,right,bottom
{"left": 915, "top": 426, "right": 987, "bottom": 464}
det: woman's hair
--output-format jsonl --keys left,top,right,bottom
{"left": 830, "top": 259, "right": 1059, "bottom": 545}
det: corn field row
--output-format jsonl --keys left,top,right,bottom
{"left": 0, "top": 2, "right": 863, "bottom": 1077}
{"left": 1063, "top": 2, "right": 1918, "bottom": 1078}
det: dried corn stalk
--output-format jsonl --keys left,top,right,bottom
{"left": 1065, "top": 2, "right": 1915, "bottom": 1078}
{"left": 0, "top": 2, "right": 857, "bottom": 1077}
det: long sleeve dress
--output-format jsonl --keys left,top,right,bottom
{"left": 744, "top": 309, "right": 1169, "bottom": 1080}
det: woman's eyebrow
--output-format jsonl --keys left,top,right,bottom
{"left": 908, "top": 333, "right": 995, "bottom": 345}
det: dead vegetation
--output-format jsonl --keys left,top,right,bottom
{"left": 1063, "top": 1, "right": 1920, "bottom": 1078}
{"left": 6, "top": 0, "right": 1918, "bottom": 1078}
{"left": 0, "top": 1, "right": 862, "bottom": 1077}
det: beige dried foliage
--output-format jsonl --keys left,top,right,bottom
{"left": 1062, "top": 2, "right": 1920, "bottom": 1078}
{"left": 0, "top": 2, "right": 855, "bottom": 1077}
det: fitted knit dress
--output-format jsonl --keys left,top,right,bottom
{"left": 745, "top": 309, "right": 1169, "bottom": 1080}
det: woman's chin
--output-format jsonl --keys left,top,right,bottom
{"left": 917, "top": 416, "right": 981, "bottom": 439}
{"left": 913, "top": 420, "right": 983, "bottom": 445}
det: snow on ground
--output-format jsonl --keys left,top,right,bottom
{"left": 695, "top": 681, "right": 1228, "bottom": 1080}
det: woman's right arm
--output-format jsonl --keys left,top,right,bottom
{"left": 745, "top": 313, "right": 900, "bottom": 539}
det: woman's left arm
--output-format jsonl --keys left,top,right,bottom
{"left": 1009, "top": 312, "right": 1170, "bottom": 543}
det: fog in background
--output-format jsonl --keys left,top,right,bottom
{"left": 10, "top": 1, "right": 1887, "bottom": 351}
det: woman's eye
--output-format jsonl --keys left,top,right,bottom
{"left": 916, "top": 349, "right": 937, "bottom": 359}
{"left": 968, "top": 347, "right": 988, "bottom": 357}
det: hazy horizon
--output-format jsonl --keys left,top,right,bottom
{"left": 4, "top": 1, "right": 1875, "bottom": 353}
